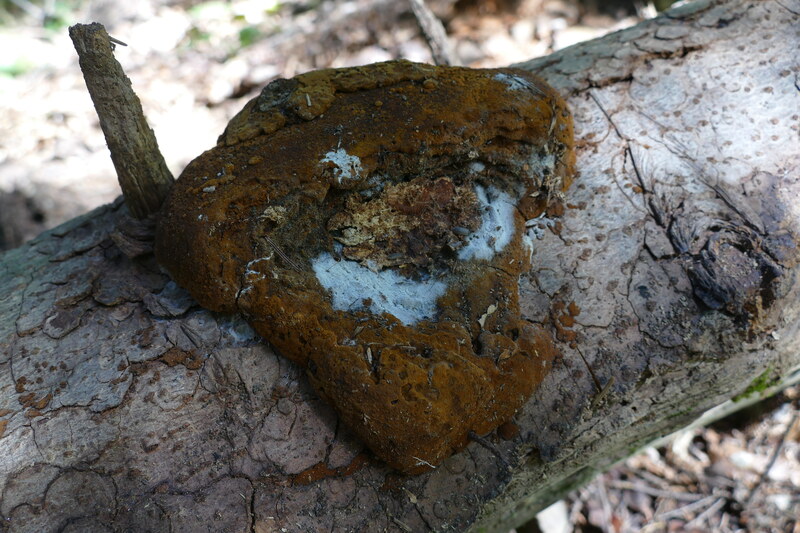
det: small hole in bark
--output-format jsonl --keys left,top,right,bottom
{"left": 439, "top": 244, "right": 457, "bottom": 261}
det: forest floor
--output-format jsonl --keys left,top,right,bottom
{"left": 0, "top": 0, "right": 798, "bottom": 531}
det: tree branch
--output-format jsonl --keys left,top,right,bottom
{"left": 409, "top": 0, "right": 457, "bottom": 66}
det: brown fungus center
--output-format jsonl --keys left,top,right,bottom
{"left": 327, "top": 176, "right": 482, "bottom": 277}
{"left": 154, "top": 60, "right": 575, "bottom": 474}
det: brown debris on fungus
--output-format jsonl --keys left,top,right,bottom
{"left": 155, "top": 60, "right": 574, "bottom": 474}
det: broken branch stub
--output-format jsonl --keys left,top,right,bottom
{"left": 155, "top": 60, "right": 575, "bottom": 473}
{"left": 69, "top": 22, "right": 174, "bottom": 219}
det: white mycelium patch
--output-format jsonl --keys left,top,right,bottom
{"left": 523, "top": 213, "right": 556, "bottom": 261}
{"left": 313, "top": 185, "right": 517, "bottom": 325}
{"left": 525, "top": 214, "right": 557, "bottom": 240}
{"left": 493, "top": 73, "right": 544, "bottom": 96}
{"left": 312, "top": 254, "right": 447, "bottom": 326}
{"left": 321, "top": 148, "right": 363, "bottom": 184}
{"left": 217, "top": 316, "right": 259, "bottom": 345}
{"left": 526, "top": 152, "right": 556, "bottom": 182}
{"left": 458, "top": 186, "right": 517, "bottom": 261}
{"left": 469, "top": 161, "right": 486, "bottom": 173}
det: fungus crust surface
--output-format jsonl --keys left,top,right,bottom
{"left": 155, "top": 60, "right": 574, "bottom": 474}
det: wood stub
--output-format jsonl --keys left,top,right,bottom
{"left": 69, "top": 22, "right": 174, "bottom": 219}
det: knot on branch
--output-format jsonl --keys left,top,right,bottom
{"left": 689, "top": 227, "right": 782, "bottom": 322}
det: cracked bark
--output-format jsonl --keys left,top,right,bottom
{"left": 1, "top": 0, "right": 799, "bottom": 531}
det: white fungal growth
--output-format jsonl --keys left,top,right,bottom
{"left": 526, "top": 152, "right": 556, "bottom": 181}
{"left": 312, "top": 184, "right": 520, "bottom": 324}
{"left": 218, "top": 316, "right": 258, "bottom": 345}
{"left": 526, "top": 214, "right": 556, "bottom": 240}
{"left": 469, "top": 161, "right": 486, "bottom": 173}
{"left": 458, "top": 186, "right": 517, "bottom": 261}
{"left": 244, "top": 257, "right": 271, "bottom": 274}
{"left": 238, "top": 257, "right": 273, "bottom": 297}
{"left": 242, "top": 257, "right": 273, "bottom": 285}
{"left": 312, "top": 253, "right": 448, "bottom": 325}
{"left": 522, "top": 232, "right": 534, "bottom": 262}
{"left": 493, "top": 73, "right": 544, "bottom": 96}
{"left": 321, "top": 148, "right": 363, "bottom": 184}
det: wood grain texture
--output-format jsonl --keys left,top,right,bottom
{"left": 69, "top": 23, "right": 174, "bottom": 219}
{"left": 2, "top": 1, "right": 799, "bottom": 531}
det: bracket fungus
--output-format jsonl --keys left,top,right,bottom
{"left": 155, "top": 60, "right": 575, "bottom": 474}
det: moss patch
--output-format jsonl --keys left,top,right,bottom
{"left": 733, "top": 367, "right": 776, "bottom": 402}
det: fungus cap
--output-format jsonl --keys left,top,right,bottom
{"left": 155, "top": 60, "right": 574, "bottom": 473}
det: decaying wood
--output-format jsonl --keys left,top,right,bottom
{"left": 1, "top": 1, "right": 799, "bottom": 531}
{"left": 68, "top": 22, "right": 174, "bottom": 219}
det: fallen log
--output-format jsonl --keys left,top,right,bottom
{"left": 1, "top": 1, "right": 799, "bottom": 531}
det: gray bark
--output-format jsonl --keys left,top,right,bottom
{"left": 1, "top": 0, "right": 799, "bottom": 531}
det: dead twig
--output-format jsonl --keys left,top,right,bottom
{"left": 654, "top": 493, "right": 721, "bottom": 522}
{"left": 633, "top": 467, "right": 674, "bottom": 490}
{"left": 744, "top": 409, "right": 799, "bottom": 505}
{"left": 408, "top": 0, "right": 457, "bottom": 66}
{"left": 607, "top": 480, "right": 706, "bottom": 502}
{"left": 684, "top": 496, "right": 727, "bottom": 529}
